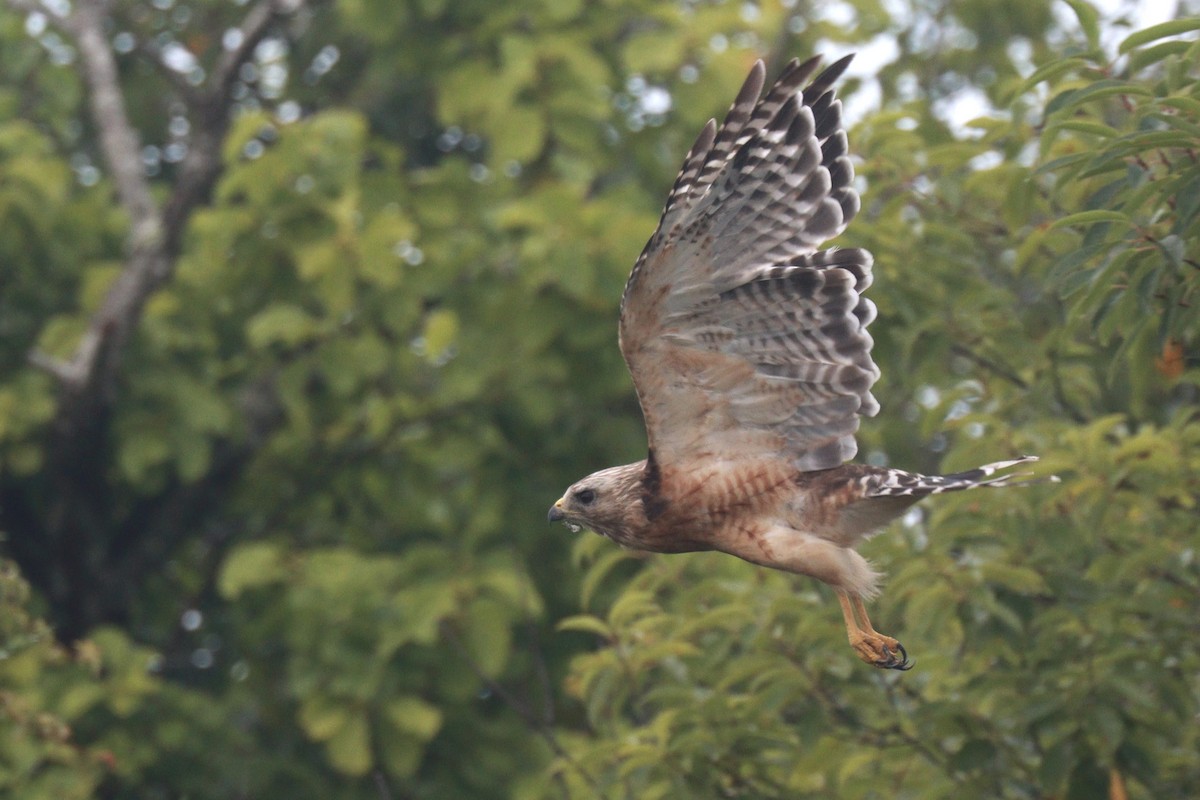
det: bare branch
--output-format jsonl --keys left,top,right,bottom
{"left": 27, "top": 349, "right": 81, "bottom": 384}
{"left": 32, "top": 0, "right": 165, "bottom": 397}
{"left": 70, "top": 2, "right": 160, "bottom": 243}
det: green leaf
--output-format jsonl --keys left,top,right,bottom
{"left": 1158, "top": 95, "right": 1200, "bottom": 116}
{"left": 951, "top": 739, "right": 998, "bottom": 773}
{"left": 1045, "top": 81, "right": 1151, "bottom": 117}
{"left": 459, "top": 597, "right": 512, "bottom": 678}
{"left": 488, "top": 105, "right": 547, "bottom": 164}
{"left": 1127, "top": 38, "right": 1196, "bottom": 70}
{"left": 1150, "top": 111, "right": 1200, "bottom": 139}
{"left": 296, "top": 239, "right": 341, "bottom": 281}
{"left": 377, "top": 732, "right": 424, "bottom": 779}
{"left": 324, "top": 711, "right": 372, "bottom": 776}
{"left": 384, "top": 696, "right": 443, "bottom": 741}
{"left": 1084, "top": 704, "right": 1125, "bottom": 759}
{"left": 116, "top": 431, "right": 171, "bottom": 484}
{"left": 298, "top": 695, "right": 350, "bottom": 742}
{"left": 246, "top": 304, "right": 319, "bottom": 348}
{"left": 1049, "top": 120, "right": 1119, "bottom": 138}
{"left": 1118, "top": 17, "right": 1200, "bottom": 54}
{"left": 1175, "top": 176, "right": 1200, "bottom": 229}
{"left": 1035, "top": 151, "right": 1093, "bottom": 175}
{"left": 556, "top": 614, "right": 613, "bottom": 638}
{"left": 980, "top": 563, "right": 1050, "bottom": 596}
{"left": 579, "top": 546, "right": 638, "bottom": 609}
{"left": 218, "top": 542, "right": 286, "bottom": 598}
{"left": 1063, "top": 0, "right": 1100, "bottom": 49}
{"left": 1038, "top": 739, "right": 1077, "bottom": 790}
{"left": 1049, "top": 210, "right": 1133, "bottom": 230}
{"left": 837, "top": 748, "right": 882, "bottom": 786}
{"left": 1012, "top": 57, "right": 1089, "bottom": 99}
{"left": 420, "top": 309, "right": 459, "bottom": 362}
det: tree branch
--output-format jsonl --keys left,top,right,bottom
{"left": 69, "top": 2, "right": 160, "bottom": 248}
{"left": 10, "top": 0, "right": 168, "bottom": 399}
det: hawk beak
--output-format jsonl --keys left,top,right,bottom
{"left": 547, "top": 498, "right": 566, "bottom": 523}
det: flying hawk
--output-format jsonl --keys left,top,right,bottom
{"left": 549, "top": 55, "right": 1046, "bottom": 670}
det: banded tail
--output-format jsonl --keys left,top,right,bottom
{"left": 867, "top": 456, "right": 1059, "bottom": 499}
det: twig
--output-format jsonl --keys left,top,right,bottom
{"left": 440, "top": 621, "right": 601, "bottom": 793}
{"left": 211, "top": 0, "right": 295, "bottom": 97}
{"left": 373, "top": 771, "right": 395, "bottom": 800}
{"left": 132, "top": 37, "right": 201, "bottom": 100}
{"left": 950, "top": 343, "right": 1029, "bottom": 390}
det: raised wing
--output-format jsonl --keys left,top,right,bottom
{"left": 619, "top": 55, "right": 879, "bottom": 486}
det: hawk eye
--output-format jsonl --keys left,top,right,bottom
{"left": 575, "top": 489, "right": 596, "bottom": 506}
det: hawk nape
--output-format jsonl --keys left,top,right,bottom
{"left": 548, "top": 55, "right": 1051, "bottom": 670}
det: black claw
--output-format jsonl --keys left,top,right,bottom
{"left": 878, "top": 643, "right": 914, "bottom": 671}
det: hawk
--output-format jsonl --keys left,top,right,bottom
{"left": 548, "top": 55, "right": 1046, "bottom": 670}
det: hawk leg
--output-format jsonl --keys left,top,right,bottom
{"left": 837, "top": 591, "right": 912, "bottom": 671}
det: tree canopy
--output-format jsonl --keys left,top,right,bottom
{"left": 0, "top": 0, "right": 1197, "bottom": 798}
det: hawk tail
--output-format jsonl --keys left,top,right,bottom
{"left": 868, "top": 456, "right": 1060, "bottom": 498}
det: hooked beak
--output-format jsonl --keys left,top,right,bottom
{"left": 547, "top": 498, "right": 566, "bottom": 523}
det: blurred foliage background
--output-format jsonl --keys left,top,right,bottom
{"left": 0, "top": 0, "right": 1197, "bottom": 797}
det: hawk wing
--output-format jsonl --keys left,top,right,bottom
{"left": 619, "top": 55, "right": 879, "bottom": 497}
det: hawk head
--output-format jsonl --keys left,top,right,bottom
{"left": 548, "top": 462, "right": 646, "bottom": 545}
